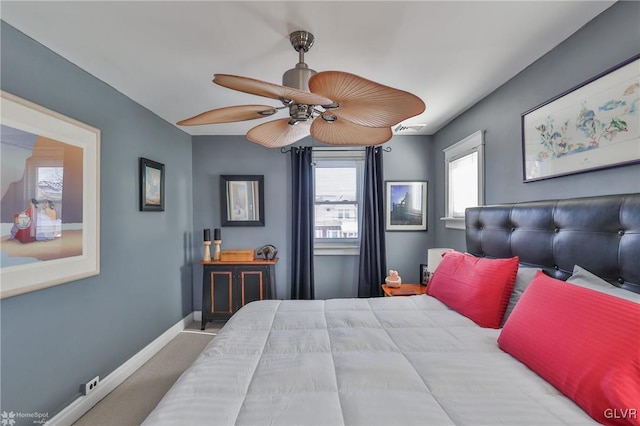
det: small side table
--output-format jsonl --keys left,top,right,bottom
{"left": 382, "top": 283, "right": 425, "bottom": 297}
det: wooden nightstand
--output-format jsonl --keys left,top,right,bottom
{"left": 382, "top": 283, "right": 425, "bottom": 297}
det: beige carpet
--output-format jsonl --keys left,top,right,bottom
{"left": 73, "top": 321, "right": 223, "bottom": 426}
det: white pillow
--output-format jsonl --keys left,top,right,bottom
{"left": 501, "top": 266, "right": 539, "bottom": 326}
{"left": 567, "top": 265, "right": 640, "bottom": 304}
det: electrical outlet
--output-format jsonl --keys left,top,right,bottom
{"left": 81, "top": 376, "right": 100, "bottom": 396}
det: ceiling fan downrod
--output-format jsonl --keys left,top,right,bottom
{"left": 283, "top": 30, "right": 339, "bottom": 125}
{"left": 283, "top": 30, "right": 317, "bottom": 92}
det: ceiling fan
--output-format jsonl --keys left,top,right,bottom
{"left": 177, "top": 30, "right": 426, "bottom": 148}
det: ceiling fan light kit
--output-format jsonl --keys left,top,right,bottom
{"left": 178, "top": 30, "right": 425, "bottom": 148}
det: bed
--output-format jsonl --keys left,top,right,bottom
{"left": 143, "top": 193, "right": 640, "bottom": 425}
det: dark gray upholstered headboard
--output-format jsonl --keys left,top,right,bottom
{"left": 466, "top": 193, "right": 640, "bottom": 294}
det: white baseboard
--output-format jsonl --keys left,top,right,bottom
{"left": 47, "top": 312, "right": 195, "bottom": 426}
{"left": 193, "top": 310, "right": 201, "bottom": 321}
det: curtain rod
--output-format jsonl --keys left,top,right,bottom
{"left": 279, "top": 146, "right": 392, "bottom": 153}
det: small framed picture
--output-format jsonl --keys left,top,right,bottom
{"left": 420, "top": 263, "right": 430, "bottom": 285}
{"left": 385, "top": 181, "right": 428, "bottom": 231}
{"left": 221, "top": 175, "right": 264, "bottom": 226}
{"left": 140, "top": 157, "right": 165, "bottom": 212}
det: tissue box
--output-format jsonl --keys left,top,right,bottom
{"left": 220, "top": 249, "right": 254, "bottom": 262}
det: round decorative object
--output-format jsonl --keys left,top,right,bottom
{"left": 385, "top": 269, "right": 402, "bottom": 288}
{"left": 16, "top": 212, "right": 31, "bottom": 230}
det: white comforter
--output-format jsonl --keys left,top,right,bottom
{"left": 143, "top": 296, "right": 596, "bottom": 425}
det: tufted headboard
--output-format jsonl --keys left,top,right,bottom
{"left": 465, "top": 193, "right": 640, "bottom": 294}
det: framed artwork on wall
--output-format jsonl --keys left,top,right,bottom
{"left": 139, "top": 157, "right": 165, "bottom": 212}
{"left": 420, "top": 263, "right": 430, "bottom": 285}
{"left": 221, "top": 175, "right": 264, "bottom": 226}
{"left": 0, "top": 90, "right": 101, "bottom": 299}
{"left": 385, "top": 181, "right": 427, "bottom": 231}
{"left": 522, "top": 54, "right": 640, "bottom": 182}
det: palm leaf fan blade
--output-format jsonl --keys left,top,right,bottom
{"left": 311, "top": 117, "right": 392, "bottom": 146}
{"left": 309, "top": 71, "right": 425, "bottom": 127}
{"left": 214, "top": 74, "right": 332, "bottom": 106}
{"left": 177, "top": 105, "right": 277, "bottom": 126}
{"left": 247, "top": 118, "right": 311, "bottom": 148}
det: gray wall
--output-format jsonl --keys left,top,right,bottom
{"left": 191, "top": 134, "right": 433, "bottom": 305}
{"left": 432, "top": 1, "right": 640, "bottom": 252}
{"left": 0, "top": 22, "right": 193, "bottom": 421}
{"left": 2, "top": 0, "right": 638, "bottom": 421}
{"left": 383, "top": 136, "right": 435, "bottom": 284}
{"left": 192, "top": 136, "right": 289, "bottom": 302}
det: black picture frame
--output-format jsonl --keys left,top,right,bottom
{"left": 420, "top": 263, "right": 430, "bottom": 285}
{"left": 221, "top": 175, "right": 264, "bottom": 227}
{"left": 139, "top": 157, "right": 165, "bottom": 212}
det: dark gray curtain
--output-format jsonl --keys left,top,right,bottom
{"left": 358, "top": 146, "right": 387, "bottom": 297}
{"left": 290, "top": 147, "right": 315, "bottom": 300}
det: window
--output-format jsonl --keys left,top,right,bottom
{"left": 313, "top": 149, "right": 365, "bottom": 255}
{"left": 442, "top": 131, "right": 484, "bottom": 230}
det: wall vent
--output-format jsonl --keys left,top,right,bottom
{"left": 393, "top": 123, "right": 426, "bottom": 133}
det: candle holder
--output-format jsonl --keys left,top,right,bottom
{"left": 213, "top": 239, "right": 222, "bottom": 261}
{"left": 203, "top": 240, "right": 212, "bottom": 262}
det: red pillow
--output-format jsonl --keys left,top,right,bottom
{"left": 498, "top": 272, "right": 640, "bottom": 425}
{"left": 426, "top": 251, "right": 518, "bottom": 328}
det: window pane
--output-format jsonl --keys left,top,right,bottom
{"left": 37, "top": 166, "right": 64, "bottom": 201}
{"left": 314, "top": 166, "right": 359, "bottom": 240}
{"left": 449, "top": 151, "right": 478, "bottom": 217}
{"left": 315, "top": 204, "right": 358, "bottom": 239}
{"left": 37, "top": 166, "right": 64, "bottom": 219}
{"left": 36, "top": 166, "right": 64, "bottom": 239}
{"left": 315, "top": 167, "right": 356, "bottom": 202}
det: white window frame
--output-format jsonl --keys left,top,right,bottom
{"left": 313, "top": 148, "right": 365, "bottom": 256}
{"left": 441, "top": 130, "right": 484, "bottom": 230}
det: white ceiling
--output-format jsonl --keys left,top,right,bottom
{"left": 1, "top": 1, "right": 615, "bottom": 137}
